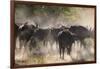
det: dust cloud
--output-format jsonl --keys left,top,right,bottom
{"left": 15, "top": 5, "right": 95, "bottom": 29}
{"left": 15, "top": 4, "right": 95, "bottom": 65}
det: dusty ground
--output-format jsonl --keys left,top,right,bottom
{"left": 15, "top": 37, "right": 95, "bottom": 65}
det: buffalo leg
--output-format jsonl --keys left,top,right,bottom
{"left": 67, "top": 45, "right": 72, "bottom": 55}
{"left": 62, "top": 48, "right": 65, "bottom": 59}
{"left": 59, "top": 47, "right": 62, "bottom": 59}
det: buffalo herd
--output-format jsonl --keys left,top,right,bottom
{"left": 15, "top": 22, "right": 93, "bottom": 59}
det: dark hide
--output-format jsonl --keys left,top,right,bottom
{"left": 50, "top": 28, "right": 62, "bottom": 45}
{"left": 50, "top": 26, "right": 67, "bottom": 45}
{"left": 30, "top": 28, "right": 50, "bottom": 49}
{"left": 69, "top": 26, "right": 90, "bottom": 47}
{"left": 18, "top": 23, "right": 37, "bottom": 49}
{"left": 14, "top": 23, "right": 19, "bottom": 38}
{"left": 58, "top": 30, "right": 75, "bottom": 59}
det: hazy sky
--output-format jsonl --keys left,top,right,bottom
{"left": 15, "top": 5, "right": 95, "bottom": 29}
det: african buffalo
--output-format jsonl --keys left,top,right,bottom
{"left": 17, "top": 22, "right": 38, "bottom": 49}
{"left": 50, "top": 26, "right": 68, "bottom": 45}
{"left": 29, "top": 28, "right": 50, "bottom": 50}
{"left": 58, "top": 29, "right": 75, "bottom": 59}
{"left": 69, "top": 26, "right": 90, "bottom": 47}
